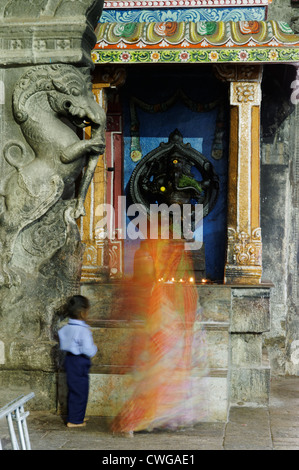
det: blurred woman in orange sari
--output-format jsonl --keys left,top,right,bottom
{"left": 110, "top": 238, "right": 208, "bottom": 434}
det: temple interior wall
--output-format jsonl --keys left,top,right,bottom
{"left": 261, "top": 0, "right": 299, "bottom": 375}
{"left": 259, "top": 0, "right": 299, "bottom": 373}
{"left": 260, "top": 66, "right": 299, "bottom": 375}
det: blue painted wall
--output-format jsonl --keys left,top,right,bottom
{"left": 121, "top": 65, "right": 229, "bottom": 280}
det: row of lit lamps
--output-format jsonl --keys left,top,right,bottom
{"left": 157, "top": 277, "right": 209, "bottom": 284}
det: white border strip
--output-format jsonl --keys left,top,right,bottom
{"left": 104, "top": 0, "right": 269, "bottom": 9}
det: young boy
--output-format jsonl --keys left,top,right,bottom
{"left": 58, "top": 295, "right": 97, "bottom": 428}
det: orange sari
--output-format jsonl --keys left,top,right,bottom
{"left": 110, "top": 239, "right": 208, "bottom": 432}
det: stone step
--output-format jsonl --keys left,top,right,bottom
{"left": 81, "top": 283, "right": 232, "bottom": 324}
{"left": 57, "top": 368, "right": 229, "bottom": 422}
{"left": 75, "top": 284, "right": 231, "bottom": 422}
{"left": 88, "top": 320, "right": 229, "bottom": 370}
{"left": 88, "top": 365, "right": 228, "bottom": 378}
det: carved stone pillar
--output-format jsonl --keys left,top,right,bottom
{"left": 0, "top": 0, "right": 106, "bottom": 409}
{"left": 216, "top": 65, "right": 263, "bottom": 284}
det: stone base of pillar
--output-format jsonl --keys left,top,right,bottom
{"left": 224, "top": 227, "right": 262, "bottom": 284}
{"left": 224, "top": 265, "right": 262, "bottom": 284}
{"left": 81, "top": 267, "right": 110, "bottom": 283}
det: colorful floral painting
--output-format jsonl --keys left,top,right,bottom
{"left": 239, "top": 21, "right": 260, "bottom": 34}
{"left": 93, "top": 20, "right": 299, "bottom": 64}
{"left": 92, "top": 47, "right": 299, "bottom": 64}
{"left": 100, "top": 7, "right": 267, "bottom": 24}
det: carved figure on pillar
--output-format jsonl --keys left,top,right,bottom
{"left": 0, "top": 0, "right": 105, "bottom": 407}
{"left": 0, "top": 64, "right": 106, "bottom": 288}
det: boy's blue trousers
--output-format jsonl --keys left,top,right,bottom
{"left": 64, "top": 353, "right": 91, "bottom": 424}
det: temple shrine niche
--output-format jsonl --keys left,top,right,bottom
{"left": 82, "top": 0, "right": 299, "bottom": 286}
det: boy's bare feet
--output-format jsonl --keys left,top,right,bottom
{"left": 67, "top": 422, "right": 86, "bottom": 428}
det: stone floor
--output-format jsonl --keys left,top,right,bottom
{"left": 1, "top": 376, "right": 299, "bottom": 451}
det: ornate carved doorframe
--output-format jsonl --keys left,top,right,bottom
{"left": 79, "top": 82, "right": 110, "bottom": 282}
{"left": 215, "top": 64, "right": 263, "bottom": 284}
{"left": 80, "top": 68, "right": 126, "bottom": 282}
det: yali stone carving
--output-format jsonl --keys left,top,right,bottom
{"left": 0, "top": 64, "right": 106, "bottom": 288}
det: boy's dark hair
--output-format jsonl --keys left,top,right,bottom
{"left": 67, "top": 295, "right": 90, "bottom": 319}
